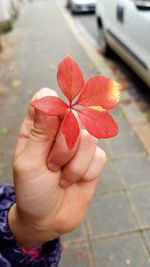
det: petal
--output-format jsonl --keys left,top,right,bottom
{"left": 77, "top": 108, "right": 118, "bottom": 138}
{"left": 57, "top": 56, "right": 85, "bottom": 103}
{"left": 76, "top": 75, "right": 122, "bottom": 110}
{"left": 32, "top": 96, "right": 68, "bottom": 115}
{"left": 62, "top": 110, "right": 79, "bottom": 150}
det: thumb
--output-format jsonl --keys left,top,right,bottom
{"left": 15, "top": 88, "right": 60, "bottom": 163}
{"left": 26, "top": 110, "right": 59, "bottom": 160}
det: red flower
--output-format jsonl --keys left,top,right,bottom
{"left": 32, "top": 56, "right": 122, "bottom": 150}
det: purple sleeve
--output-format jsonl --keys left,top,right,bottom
{"left": 0, "top": 184, "right": 62, "bottom": 267}
{"left": 0, "top": 253, "right": 11, "bottom": 267}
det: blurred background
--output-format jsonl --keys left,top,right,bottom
{"left": 0, "top": 0, "right": 150, "bottom": 266}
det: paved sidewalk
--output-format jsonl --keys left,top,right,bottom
{"left": 0, "top": 1, "right": 150, "bottom": 266}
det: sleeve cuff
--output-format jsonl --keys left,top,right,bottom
{"left": 0, "top": 184, "right": 62, "bottom": 267}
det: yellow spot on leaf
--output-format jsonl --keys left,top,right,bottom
{"left": 89, "top": 106, "right": 106, "bottom": 112}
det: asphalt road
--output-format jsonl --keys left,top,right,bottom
{"left": 68, "top": 10, "right": 150, "bottom": 116}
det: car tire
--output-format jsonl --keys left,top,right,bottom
{"left": 70, "top": 6, "right": 76, "bottom": 14}
{"left": 0, "top": 37, "right": 3, "bottom": 53}
{"left": 0, "top": 20, "right": 13, "bottom": 33}
{"left": 97, "top": 18, "right": 111, "bottom": 56}
{"left": 66, "top": 0, "right": 70, "bottom": 8}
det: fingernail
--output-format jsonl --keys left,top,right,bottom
{"left": 59, "top": 179, "right": 71, "bottom": 188}
{"left": 48, "top": 162, "right": 60, "bottom": 172}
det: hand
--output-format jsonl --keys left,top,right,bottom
{"left": 8, "top": 88, "right": 106, "bottom": 248}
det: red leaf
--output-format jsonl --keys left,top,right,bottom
{"left": 76, "top": 75, "right": 122, "bottom": 110}
{"left": 62, "top": 110, "right": 79, "bottom": 150}
{"left": 32, "top": 96, "right": 68, "bottom": 115}
{"left": 57, "top": 56, "right": 85, "bottom": 103}
{"left": 77, "top": 108, "right": 118, "bottom": 138}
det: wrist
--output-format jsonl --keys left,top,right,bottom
{"left": 0, "top": 184, "right": 61, "bottom": 265}
{"left": 8, "top": 203, "right": 44, "bottom": 248}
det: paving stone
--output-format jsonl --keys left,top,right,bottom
{"left": 107, "top": 132, "right": 145, "bottom": 159}
{"left": 98, "top": 139, "right": 111, "bottom": 159}
{"left": 96, "top": 162, "right": 122, "bottom": 194}
{"left": 59, "top": 242, "right": 92, "bottom": 267}
{"left": 87, "top": 192, "right": 135, "bottom": 237}
{"left": 115, "top": 155, "right": 150, "bottom": 187}
{"left": 110, "top": 106, "right": 121, "bottom": 117}
{"left": 129, "top": 187, "right": 150, "bottom": 227}
{"left": 61, "top": 223, "right": 87, "bottom": 243}
{"left": 143, "top": 231, "right": 150, "bottom": 251}
{"left": 92, "top": 233, "right": 150, "bottom": 267}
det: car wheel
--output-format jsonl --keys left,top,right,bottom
{"left": 0, "top": 20, "right": 13, "bottom": 33}
{"left": 66, "top": 0, "right": 70, "bottom": 8}
{"left": 70, "top": 2, "right": 77, "bottom": 14}
{"left": 97, "top": 19, "right": 111, "bottom": 56}
{"left": 0, "top": 37, "right": 3, "bottom": 53}
{"left": 70, "top": 7, "right": 75, "bottom": 14}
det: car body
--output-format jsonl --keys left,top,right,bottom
{"left": 0, "top": 0, "right": 19, "bottom": 32}
{"left": 67, "top": 0, "right": 96, "bottom": 13}
{"left": 95, "top": 0, "right": 150, "bottom": 88}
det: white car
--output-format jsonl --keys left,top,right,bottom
{"left": 67, "top": 0, "right": 96, "bottom": 13}
{"left": 0, "top": 0, "right": 19, "bottom": 31}
{"left": 96, "top": 0, "right": 150, "bottom": 88}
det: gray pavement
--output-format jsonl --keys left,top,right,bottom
{"left": 0, "top": 1, "right": 150, "bottom": 266}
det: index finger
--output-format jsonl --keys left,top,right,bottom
{"left": 47, "top": 118, "right": 81, "bottom": 171}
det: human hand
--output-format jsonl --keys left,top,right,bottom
{"left": 8, "top": 88, "right": 106, "bottom": 248}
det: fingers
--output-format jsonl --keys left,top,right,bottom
{"left": 83, "top": 147, "right": 106, "bottom": 181}
{"left": 78, "top": 178, "right": 98, "bottom": 206}
{"left": 60, "top": 130, "right": 98, "bottom": 188}
{"left": 47, "top": 115, "right": 81, "bottom": 172}
{"left": 14, "top": 88, "right": 59, "bottom": 159}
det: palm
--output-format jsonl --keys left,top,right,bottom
{"left": 15, "top": 159, "right": 94, "bottom": 237}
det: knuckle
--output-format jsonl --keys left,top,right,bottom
{"left": 71, "top": 164, "right": 83, "bottom": 178}
{"left": 82, "top": 130, "right": 97, "bottom": 146}
{"left": 31, "top": 88, "right": 58, "bottom": 101}
{"left": 97, "top": 147, "right": 107, "bottom": 165}
{"left": 31, "top": 125, "right": 46, "bottom": 140}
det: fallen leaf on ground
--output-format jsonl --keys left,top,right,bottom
{"left": 11, "top": 79, "right": 22, "bottom": 88}
{"left": 74, "top": 251, "right": 87, "bottom": 261}
{"left": 1, "top": 127, "right": 8, "bottom": 136}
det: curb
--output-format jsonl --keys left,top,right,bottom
{"left": 59, "top": 4, "right": 150, "bottom": 156}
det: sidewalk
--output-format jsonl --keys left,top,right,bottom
{"left": 0, "top": 1, "right": 150, "bottom": 266}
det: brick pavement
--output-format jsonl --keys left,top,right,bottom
{"left": 0, "top": 1, "right": 150, "bottom": 266}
